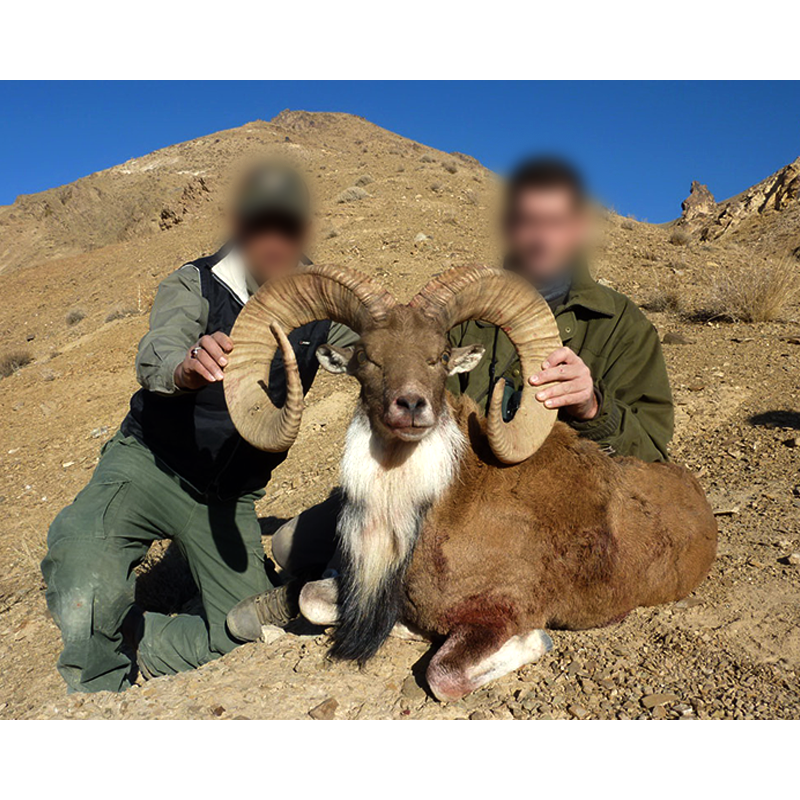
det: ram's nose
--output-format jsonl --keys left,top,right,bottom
{"left": 395, "top": 393, "right": 427, "bottom": 414}
{"left": 384, "top": 391, "right": 435, "bottom": 435}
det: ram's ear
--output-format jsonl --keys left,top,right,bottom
{"left": 448, "top": 343, "right": 485, "bottom": 375}
{"left": 316, "top": 344, "right": 354, "bottom": 374}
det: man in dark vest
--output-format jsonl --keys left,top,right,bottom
{"left": 41, "top": 163, "right": 355, "bottom": 692}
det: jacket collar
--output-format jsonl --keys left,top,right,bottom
{"left": 501, "top": 257, "right": 616, "bottom": 318}
{"left": 211, "top": 246, "right": 252, "bottom": 305}
{"left": 557, "top": 260, "right": 616, "bottom": 318}
{"left": 211, "top": 243, "right": 315, "bottom": 307}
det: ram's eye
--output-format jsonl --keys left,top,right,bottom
{"left": 356, "top": 350, "right": 368, "bottom": 365}
{"left": 441, "top": 351, "right": 450, "bottom": 366}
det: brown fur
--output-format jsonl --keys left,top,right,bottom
{"left": 404, "top": 395, "right": 718, "bottom": 638}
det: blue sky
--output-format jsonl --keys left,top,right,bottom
{"left": 1, "top": 81, "right": 798, "bottom": 222}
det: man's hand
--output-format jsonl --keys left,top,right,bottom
{"left": 529, "top": 346, "right": 598, "bottom": 421}
{"left": 174, "top": 332, "right": 234, "bottom": 391}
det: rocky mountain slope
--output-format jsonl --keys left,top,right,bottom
{"left": 1, "top": 112, "right": 798, "bottom": 720}
{"left": 678, "top": 157, "right": 800, "bottom": 259}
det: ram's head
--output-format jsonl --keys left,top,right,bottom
{"left": 224, "top": 265, "right": 561, "bottom": 464}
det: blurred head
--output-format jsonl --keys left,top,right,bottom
{"left": 504, "top": 157, "right": 590, "bottom": 288}
{"left": 233, "top": 162, "right": 311, "bottom": 285}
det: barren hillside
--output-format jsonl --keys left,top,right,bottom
{"left": 1, "top": 111, "right": 799, "bottom": 720}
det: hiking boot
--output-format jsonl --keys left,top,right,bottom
{"left": 226, "top": 582, "right": 300, "bottom": 642}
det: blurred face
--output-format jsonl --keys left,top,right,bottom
{"left": 505, "top": 186, "right": 589, "bottom": 287}
{"left": 237, "top": 214, "right": 308, "bottom": 286}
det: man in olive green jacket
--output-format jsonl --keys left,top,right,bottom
{"left": 449, "top": 157, "right": 673, "bottom": 462}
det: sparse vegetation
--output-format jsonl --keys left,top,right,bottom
{"left": 430, "top": 182, "right": 444, "bottom": 194}
{"left": 710, "top": 257, "right": 800, "bottom": 323}
{"left": 65, "top": 308, "right": 86, "bottom": 326}
{"left": 442, "top": 160, "right": 458, "bottom": 174}
{"left": 323, "top": 228, "right": 340, "bottom": 240}
{"left": 0, "top": 350, "right": 33, "bottom": 377}
{"left": 442, "top": 209, "right": 458, "bottom": 225}
{"left": 354, "top": 174, "right": 374, "bottom": 187}
{"left": 420, "top": 154, "right": 437, "bottom": 163}
{"left": 105, "top": 306, "right": 138, "bottom": 323}
{"left": 621, "top": 217, "right": 636, "bottom": 230}
{"left": 669, "top": 228, "right": 691, "bottom": 246}
{"left": 643, "top": 279, "right": 684, "bottom": 313}
{"left": 464, "top": 189, "right": 480, "bottom": 206}
{"left": 639, "top": 247, "right": 659, "bottom": 262}
{"left": 337, "top": 186, "right": 369, "bottom": 203}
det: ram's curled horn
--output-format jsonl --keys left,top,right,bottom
{"left": 410, "top": 265, "right": 562, "bottom": 464}
{"left": 224, "top": 264, "right": 396, "bottom": 452}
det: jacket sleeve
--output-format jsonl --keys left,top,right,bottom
{"left": 135, "top": 265, "right": 209, "bottom": 395}
{"left": 327, "top": 322, "right": 360, "bottom": 348}
{"left": 568, "top": 307, "right": 674, "bottom": 462}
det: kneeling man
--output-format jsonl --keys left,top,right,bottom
{"left": 42, "top": 164, "right": 355, "bottom": 692}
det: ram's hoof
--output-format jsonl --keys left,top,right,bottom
{"left": 299, "top": 577, "right": 340, "bottom": 626}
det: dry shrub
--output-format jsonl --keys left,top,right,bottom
{"left": 354, "top": 174, "right": 374, "bottom": 187}
{"left": 430, "top": 181, "right": 444, "bottom": 194}
{"left": 0, "top": 350, "right": 33, "bottom": 377}
{"left": 464, "top": 189, "right": 480, "bottom": 206}
{"left": 337, "top": 186, "right": 368, "bottom": 203}
{"left": 640, "top": 247, "right": 659, "bottom": 262}
{"left": 669, "top": 228, "right": 691, "bottom": 246}
{"left": 420, "top": 154, "right": 437, "bottom": 163}
{"left": 711, "top": 257, "right": 800, "bottom": 323}
{"left": 66, "top": 308, "right": 86, "bottom": 326}
{"left": 644, "top": 280, "right": 684, "bottom": 314}
{"left": 442, "top": 160, "right": 458, "bottom": 174}
{"left": 621, "top": 217, "right": 636, "bottom": 230}
{"left": 323, "top": 227, "right": 340, "bottom": 240}
{"left": 442, "top": 209, "right": 458, "bottom": 225}
{"left": 105, "top": 306, "right": 138, "bottom": 323}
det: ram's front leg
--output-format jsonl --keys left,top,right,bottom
{"left": 427, "top": 625, "right": 553, "bottom": 702}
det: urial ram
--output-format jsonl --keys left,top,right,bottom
{"left": 224, "top": 265, "right": 717, "bottom": 701}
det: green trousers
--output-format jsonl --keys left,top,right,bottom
{"left": 41, "top": 433, "right": 272, "bottom": 693}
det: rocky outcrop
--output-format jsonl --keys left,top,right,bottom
{"left": 683, "top": 157, "right": 800, "bottom": 243}
{"left": 681, "top": 181, "right": 716, "bottom": 222}
{"left": 158, "top": 177, "right": 212, "bottom": 231}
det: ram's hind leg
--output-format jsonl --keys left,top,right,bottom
{"left": 427, "top": 626, "right": 553, "bottom": 702}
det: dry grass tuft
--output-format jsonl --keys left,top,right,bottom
{"left": 669, "top": 228, "right": 691, "bottom": 246}
{"left": 464, "top": 189, "right": 480, "bottom": 206}
{"left": 643, "top": 279, "right": 684, "bottom": 314}
{"left": 354, "top": 174, "right": 374, "bottom": 187}
{"left": 621, "top": 217, "right": 636, "bottom": 230}
{"left": 442, "top": 160, "right": 458, "bottom": 174}
{"left": 711, "top": 257, "right": 800, "bottom": 323}
{"left": 105, "top": 306, "right": 138, "bottom": 323}
{"left": 419, "top": 154, "right": 437, "bottom": 163}
{"left": 0, "top": 350, "right": 33, "bottom": 377}
{"left": 65, "top": 308, "right": 86, "bottom": 326}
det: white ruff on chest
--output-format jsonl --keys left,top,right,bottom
{"left": 338, "top": 408, "right": 465, "bottom": 600}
